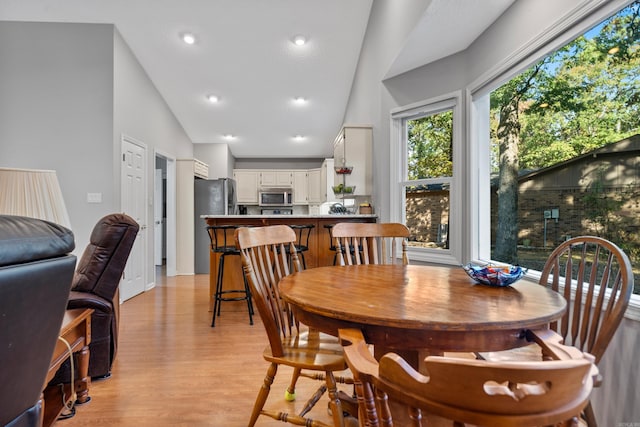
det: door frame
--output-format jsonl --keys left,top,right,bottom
{"left": 120, "top": 134, "right": 148, "bottom": 300}
{"left": 154, "top": 149, "right": 177, "bottom": 277}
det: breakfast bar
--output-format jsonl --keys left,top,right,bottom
{"left": 201, "top": 214, "right": 377, "bottom": 310}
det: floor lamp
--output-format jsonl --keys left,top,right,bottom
{"left": 0, "top": 167, "right": 71, "bottom": 229}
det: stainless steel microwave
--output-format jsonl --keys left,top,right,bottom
{"left": 259, "top": 188, "right": 292, "bottom": 206}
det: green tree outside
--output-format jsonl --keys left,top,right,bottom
{"left": 490, "top": 1, "right": 640, "bottom": 263}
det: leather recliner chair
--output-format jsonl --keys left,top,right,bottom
{"left": 0, "top": 215, "right": 76, "bottom": 427}
{"left": 51, "top": 213, "right": 139, "bottom": 382}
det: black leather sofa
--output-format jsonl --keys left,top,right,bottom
{"left": 0, "top": 215, "right": 76, "bottom": 427}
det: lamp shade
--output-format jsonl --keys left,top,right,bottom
{"left": 0, "top": 167, "right": 71, "bottom": 229}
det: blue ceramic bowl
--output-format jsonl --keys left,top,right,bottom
{"left": 462, "top": 263, "right": 526, "bottom": 287}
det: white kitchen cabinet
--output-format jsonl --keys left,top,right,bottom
{"left": 333, "top": 125, "right": 372, "bottom": 196}
{"left": 233, "top": 169, "right": 259, "bottom": 204}
{"left": 260, "top": 170, "right": 293, "bottom": 187}
{"left": 293, "top": 170, "right": 309, "bottom": 204}
{"left": 321, "top": 159, "right": 336, "bottom": 202}
{"left": 307, "top": 159, "right": 336, "bottom": 203}
{"left": 307, "top": 169, "right": 321, "bottom": 203}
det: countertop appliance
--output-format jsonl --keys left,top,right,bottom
{"left": 329, "top": 203, "right": 348, "bottom": 214}
{"left": 194, "top": 178, "right": 237, "bottom": 274}
{"left": 259, "top": 188, "right": 292, "bottom": 207}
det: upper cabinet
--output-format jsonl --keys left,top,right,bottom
{"left": 333, "top": 125, "right": 372, "bottom": 196}
{"left": 308, "top": 159, "right": 337, "bottom": 204}
{"left": 193, "top": 159, "right": 209, "bottom": 179}
{"left": 260, "top": 170, "right": 293, "bottom": 187}
{"left": 293, "top": 170, "right": 309, "bottom": 204}
{"left": 307, "top": 169, "right": 321, "bottom": 203}
{"left": 233, "top": 170, "right": 259, "bottom": 204}
{"left": 234, "top": 164, "right": 335, "bottom": 206}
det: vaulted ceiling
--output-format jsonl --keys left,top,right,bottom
{"left": 1, "top": 0, "right": 514, "bottom": 158}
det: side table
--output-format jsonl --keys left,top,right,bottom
{"left": 43, "top": 308, "right": 93, "bottom": 427}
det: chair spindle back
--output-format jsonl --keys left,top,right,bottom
{"left": 235, "top": 225, "right": 302, "bottom": 357}
{"left": 332, "top": 222, "right": 410, "bottom": 265}
{"left": 539, "top": 236, "right": 633, "bottom": 363}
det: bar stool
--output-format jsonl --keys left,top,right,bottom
{"left": 288, "top": 224, "right": 315, "bottom": 269}
{"left": 323, "top": 224, "right": 341, "bottom": 265}
{"left": 206, "top": 225, "right": 253, "bottom": 327}
{"left": 324, "top": 223, "right": 363, "bottom": 265}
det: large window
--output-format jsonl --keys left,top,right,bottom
{"left": 485, "top": 2, "right": 639, "bottom": 293}
{"left": 390, "top": 1, "right": 637, "bottom": 291}
{"left": 391, "top": 93, "right": 461, "bottom": 264}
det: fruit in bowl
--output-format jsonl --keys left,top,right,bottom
{"left": 332, "top": 184, "right": 355, "bottom": 194}
{"left": 462, "top": 263, "right": 526, "bottom": 287}
{"left": 334, "top": 166, "right": 353, "bottom": 174}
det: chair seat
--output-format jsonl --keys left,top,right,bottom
{"left": 471, "top": 343, "right": 542, "bottom": 362}
{"left": 263, "top": 330, "right": 347, "bottom": 371}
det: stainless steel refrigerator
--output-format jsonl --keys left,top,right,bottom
{"left": 194, "top": 178, "right": 237, "bottom": 274}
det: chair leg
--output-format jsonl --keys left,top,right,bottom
{"left": 583, "top": 400, "right": 598, "bottom": 427}
{"left": 300, "top": 251, "right": 307, "bottom": 269}
{"left": 286, "top": 367, "right": 302, "bottom": 401}
{"left": 211, "top": 255, "right": 225, "bottom": 327}
{"left": 298, "top": 383, "right": 327, "bottom": 417}
{"left": 358, "top": 381, "right": 378, "bottom": 426}
{"left": 325, "top": 371, "right": 346, "bottom": 427}
{"left": 248, "top": 362, "right": 278, "bottom": 427}
{"left": 243, "top": 272, "right": 254, "bottom": 324}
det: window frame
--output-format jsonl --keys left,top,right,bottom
{"left": 389, "top": 0, "right": 639, "bottom": 319}
{"left": 390, "top": 91, "right": 463, "bottom": 265}
{"left": 466, "top": 0, "right": 640, "bottom": 319}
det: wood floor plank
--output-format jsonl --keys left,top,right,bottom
{"left": 59, "top": 271, "right": 349, "bottom": 426}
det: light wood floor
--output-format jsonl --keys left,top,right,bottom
{"left": 58, "top": 271, "right": 350, "bottom": 426}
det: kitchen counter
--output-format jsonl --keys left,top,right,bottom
{"left": 201, "top": 214, "right": 377, "bottom": 219}
{"left": 201, "top": 214, "right": 378, "bottom": 310}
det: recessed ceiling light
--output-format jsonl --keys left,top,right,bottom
{"left": 181, "top": 33, "right": 196, "bottom": 45}
{"left": 293, "top": 97, "right": 307, "bottom": 104}
{"left": 294, "top": 135, "right": 305, "bottom": 141}
{"left": 207, "top": 95, "right": 219, "bottom": 103}
{"left": 223, "top": 134, "right": 235, "bottom": 140}
{"left": 293, "top": 35, "right": 306, "bottom": 46}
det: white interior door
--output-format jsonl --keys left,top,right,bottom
{"left": 121, "top": 135, "right": 147, "bottom": 301}
{"left": 154, "top": 168, "right": 163, "bottom": 266}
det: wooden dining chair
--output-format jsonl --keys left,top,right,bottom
{"left": 235, "top": 225, "right": 350, "bottom": 427}
{"left": 339, "top": 328, "right": 598, "bottom": 427}
{"left": 332, "top": 222, "right": 410, "bottom": 265}
{"left": 480, "top": 236, "right": 633, "bottom": 426}
{"left": 535, "top": 235, "right": 633, "bottom": 427}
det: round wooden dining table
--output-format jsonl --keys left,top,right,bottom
{"left": 279, "top": 264, "right": 567, "bottom": 367}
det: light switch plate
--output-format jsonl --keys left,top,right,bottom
{"left": 87, "top": 192, "right": 102, "bottom": 203}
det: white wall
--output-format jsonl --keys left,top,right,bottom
{"left": 113, "top": 29, "right": 193, "bottom": 284}
{"left": 594, "top": 318, "right": 640, "bottom": 423}
{"left": 344, "top": 0, "right": 639, "bottom": 422}
{"left": 343, "top": 0, "right": 433, "bottom": 220}
{"left": 0, "top": 21, "right": 115, "bottom": 250}
{"left": 193, "top": 143, "right": 234, "bottom": 179}
{"left": 0, "top": 21, "right": 194, "bottom": 287}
